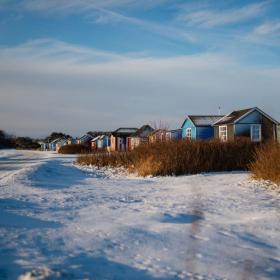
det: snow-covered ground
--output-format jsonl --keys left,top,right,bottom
{"left": 0, "top": 150, "right": 279, "bottom": 280}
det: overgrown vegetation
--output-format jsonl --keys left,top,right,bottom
{"left": 0, "top": 130, "right": 14, "bottom": 149}
{"left": 14, "top": 137, "right": 40, "bottom": 150}
{"left": 250, "top": 142, "right": 280, "bottom": 185}
{"left": 58, "top": 144, "right": 90, "bottom": 154}
{"left": 45, "top": 132, "right": 71, "bottom": 142}
{"left": 77, "top": 139, "right": 258, "bottom": 176}
{"left": 0, "top": 130, "right": 40, "bottom": 150}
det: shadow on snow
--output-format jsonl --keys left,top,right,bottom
{"left": 26, "top": 159, "right": 102, "bottom": 189}
{"left": 161, "top": 213, "right": 203, "bottom": 224}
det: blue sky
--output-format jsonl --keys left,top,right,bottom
{"left": 0, "top": 0, "right": 280, "bottom": 137}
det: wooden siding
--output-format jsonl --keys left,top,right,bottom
{"left": 215, "top": 109, "right": 279, "bottom": 142}
{"left": 235, "top": 110, "right": 277, "bottom": 141}
{"left": 182, "top": 119, "right": 215, "bottom": 140}
{"left": 196, "top": 126, "right": 214, "bottom": 140}
{"left": 261, "top": 114, "right": 276, "bottom": 141}
{"left": 110, "top": 135, "right": 116, "bottom": 152}
{"left": 237, "top": 110, "right": 261, "bottom": 124}
{"left": 91, "top": 141, "right": 97, "bottom": 150}
{"left": 128, "top": 137, "right": 141, "bottom": 150}
{"left": 214, "top": 125, "right": 234, "bottom": 140}
{"left": 170, "top": 129, "right": 182, "bottom": 140}
{"left": 234, "top": 124, "right": 251, "bottom": 138}
{"left": 227, "top": 124, "right": 235, "bottom": 140}
{"left": 148, "top": 130, "right": 168, "bottom": 143}
{"left": 214, "top": 126, "right": 219, "bottom": 139}
{"left": 182, "top": 119, "right": 196, "bottom": 139}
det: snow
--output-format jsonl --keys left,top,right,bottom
{"left": 0, "top": 150, "right": 280, "bottom": 280}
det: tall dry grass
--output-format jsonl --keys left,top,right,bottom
{"left": 77, "top": 139, "right": 258, "bottom": 176}
{"left": 250, "top": 141, "right": 280, "bottom": 185}
{"left": 58, "top": 144, "right": 90, "bottom": 154}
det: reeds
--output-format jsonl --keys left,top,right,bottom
{"left": 77, "top": 139, "right": 258, "bottom": 176}
{"left": 249, "top": 141, "right": 280, "bottom": 185}
{"left": 58, "top": 144, "right": 90, "bottom": 154}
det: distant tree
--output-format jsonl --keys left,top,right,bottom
{"left": 0, "top": 130, "right": 14, "bottom": 149}
{"left": 14, "top": 137, "right": 40, "bottom": 150}
{"left": 0, "top": 130, "right": 5, "bottom": 140}
{"left": 45, "top": 132, "right": 71, "bottom": 142}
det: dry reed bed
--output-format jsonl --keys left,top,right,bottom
{"left": 58, "top": 144, "right": 90, "bottom": 154}
{"left": 77, "top": 139, "right": 258, "bottom": 177}
{"left": 250, "top": 142, "right": 280, "bottom": 185}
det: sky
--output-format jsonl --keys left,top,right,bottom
{"left": 0, "top": 0, "right": 280, "bottom": 137}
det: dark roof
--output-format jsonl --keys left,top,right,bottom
{"left": 182, "top": 115, "right": 224, "bottom": 127}
{"left": 87, "top": 131, "right": 112, "bottom": 137}
{"left": 132, "top": 125, "right": 154, "bottom": 137}
{"left": 148, "top": 129, "right": 168, "bottom": 136}
{"left": 112, "top": 127, "right": 138, "bottom": 137}
{"left": 214, "top": 108, "right": 252, "bottom": 125}
{"left": 214, "top": 107, "right": 279, "bottom": 126}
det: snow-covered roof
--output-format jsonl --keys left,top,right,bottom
{"left": 91, "top": 136, "right": 100, "bottom": 142}
{"left": 182, "top": 115, "right": 224, "bottom": 127}
{"left": 91, "top": 135, "right": 108, "bottom": 142}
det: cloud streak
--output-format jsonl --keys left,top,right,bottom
{"left": 253, "top": 20, "right": 280, "bottom": 35}
{"left": 244, "top": 20, "right": 280, "bottom": 47}
{"left": 86, "top": 9, "right": 195, "bottom": 43}
{"left": 20, "top": 0, "right": 168, "bottom": 13}
{"left": 177, "top": 1, "right": 269, "bottom": 28}
{"left": 13, "top": 0, "right": 195, "bottom": 44}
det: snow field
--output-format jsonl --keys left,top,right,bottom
{"left": 0, "top": 150, "right": 279, "bottom": 279}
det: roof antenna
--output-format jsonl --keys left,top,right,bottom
{"left": 218, "top": 106, "right": 221, "bottom": 115}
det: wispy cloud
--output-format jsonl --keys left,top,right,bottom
{"left": 86, "top": 9, "right": 195, "bottom": 43}
{"left": 12, "top": 0, "right": 195, "bottom": 44}
{"left": 243, "top": 19, "right": 280, "bottom": 47}
{"left": 177, "top": 1, "right": 269, "bottom": 28}
{"left": 1, "top": 39, "right": 279, "bottom": 136}
{"left": 253, "top": 20, "right": 280, "bottom": 35}
{"left": 20, "top": 0, "right": 167, "bottom": 13}
{"left": 0, "top": 38, "right": 126, "bottom": 63}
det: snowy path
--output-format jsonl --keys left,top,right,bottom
{"left": 0, "top": 150, "right": 279, "bottom": 280}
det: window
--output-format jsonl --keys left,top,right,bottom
{"left": 219, "top": 126, "right": 227, "bottom": 142}
{"left": 186, "top": 128, "right": 192, "bottom": 139}
{"left": 251, "top": 124, "right": 261, "bottom": 142}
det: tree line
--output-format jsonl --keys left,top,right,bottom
{"left": 0, "top": 130, "right": 71, "bottom": 150}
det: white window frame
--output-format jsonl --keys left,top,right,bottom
{"left": 219, "top": 125, "right": 227, "bottom": 142}
{"left": 186, "top": 128, "right": 192, "bottom": 139}
{"left": 251, "top": 124, "right": 262, "bottom": 142}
